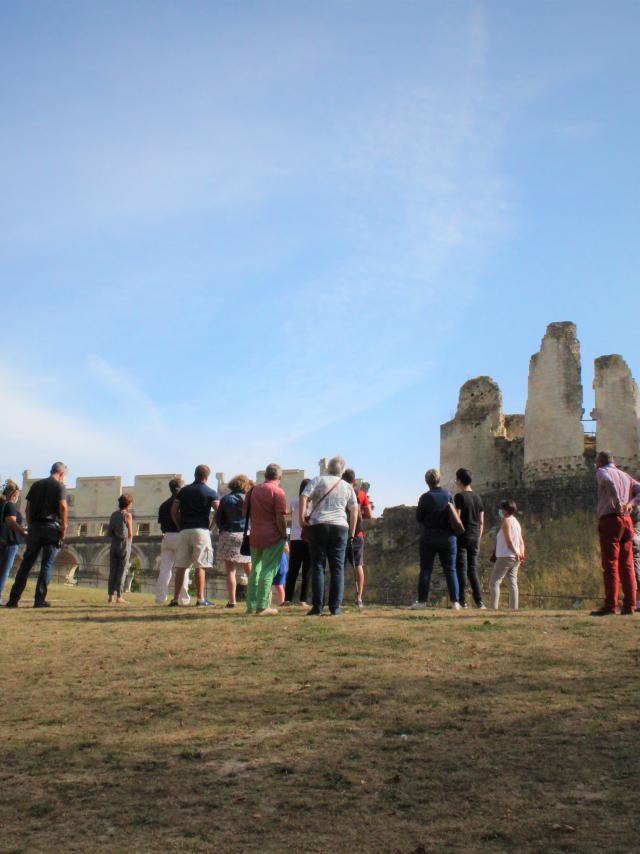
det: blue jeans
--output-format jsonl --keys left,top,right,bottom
{"left": 308, "top": 524, "right": 349, "bottom": 614}
{"left": 418, "top": 533, "right": 459, "bottom": 603}
{"left": 8, "top": 523, "right": 60, "bottom": 605}
{"left": 0, "top": 544, "right": 19, "bottom": 600}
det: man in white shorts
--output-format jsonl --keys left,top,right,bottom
{"left": 155, "top": 478, "right": 191, "bottom": 605}
{"left": 169, "top": 465, "right": 219, "bottom": 607}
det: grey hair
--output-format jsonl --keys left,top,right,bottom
{"left": 50, "top": 461, "right": 68, "bottom": 475}
{"left": 265, "top": 463, "right": 282, "bottom": 481}
{"left": 327, "top": 456, "right": 346, "bottom": 476}
{"left": 425, "top": 468, "right": 440, "bottom": 488}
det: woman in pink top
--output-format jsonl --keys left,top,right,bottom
{"left": 242, "top": 463, "right": 287, "bottom": 616}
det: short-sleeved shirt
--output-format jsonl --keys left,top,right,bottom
{"left": 244, "top": 480, "right": 287, "bottom": 549}
{"left": 1, "top": 500, "right": 24, "bottom": 545}
{"left": 158, "top": 495, "right": 179, "bottom": 533}
{"left": 215, "top": 492, "right": 246, "bottom": 533}
{"left": 355, "top": 489, "right": 372, "bottom": 538}
{"left": 26, "top": 477, "right": 66, "bottom": 523}
{"left": 454, "top": 491, "right": 484, "bottom": 540}
{"left": 176, "top": 481, "right": 219, "bottom": 530}
{"left": 302, "top": 476, "right": 357, "bottom": 528}
{"left": 416, "top": 486, "right": 454, "bottom": 533}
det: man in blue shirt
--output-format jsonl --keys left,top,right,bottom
{"left": 169, "top": 465, "right": 219, "bottom": 607}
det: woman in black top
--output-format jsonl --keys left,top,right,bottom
{"left": 0, "top": 480, "right": 27, "bottom": 604}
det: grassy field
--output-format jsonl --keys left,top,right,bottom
{"left": 1, "top": 584, "right": 638, "bottom": 854}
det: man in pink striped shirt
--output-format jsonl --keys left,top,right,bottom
{"left": 591, "top": 451, "right": 640, "bottom": 616}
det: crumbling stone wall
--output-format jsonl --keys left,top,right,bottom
{"left": 592, "top": 355, "right": 640, "bottom": 476}
{"left": 440, "top": 377, "right": 524, "bottom": 492}
{"left": 524, "top": 322, "right": 588, "bottom": 482}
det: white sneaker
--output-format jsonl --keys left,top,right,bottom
{"left": 409, "top": 602, "right": 427, "bottom": 610}
{"left": 255, "top": 607, "right": 279, "bottom": 616}
{"left": 450, "top": 602, "right": 462, "bottom": 611}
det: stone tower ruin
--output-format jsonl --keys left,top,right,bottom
{"left": 592, "top": 355, "right": 640, "bottom": 473}
{"left": 441, "top": 321, "right": 640, "bottom": 494}
{"left": 440, "top": 377, "right": 524, "bottom": 492}
{"left": 523, "top": 321, "right": 588, "bottom": 482}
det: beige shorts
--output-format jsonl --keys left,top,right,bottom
{"left": 175, "top": 528, "right": 213, "bottom": 569}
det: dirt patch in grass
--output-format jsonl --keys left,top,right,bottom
{"left": 1, "top": 584, "right": 638, "bottom": 853}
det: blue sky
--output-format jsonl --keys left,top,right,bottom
{"left": 1, "top": 0, "right": 639, "bottom": 508}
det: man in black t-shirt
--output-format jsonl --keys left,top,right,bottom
{"left": 6, "top": 462, "right": 68, "bottom": 608}
{"left": 453, "top": 468, "right": 486, "bottom": 609}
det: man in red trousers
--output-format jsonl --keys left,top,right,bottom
{"left": 591, "top": 451, "right": 640, "bottom": 616}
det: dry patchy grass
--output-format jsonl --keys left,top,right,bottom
{"left": 1, "top": 584, "right": 639, "bottom": 853}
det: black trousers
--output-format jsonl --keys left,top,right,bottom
{"left": 456, "top": 537, "right": 483, "bottom": 605}
{"left": 8, "top": 522, "right": 60, "bottom": 606}
{"left": 284, "top": 539, "right": 311, "bottom": 603}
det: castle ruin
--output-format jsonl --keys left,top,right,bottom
{"left": 440, "top": 321, "right": 640, "bottom": 498}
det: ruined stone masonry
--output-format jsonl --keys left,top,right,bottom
{"left": 440, "top": 321, "right": 640, "bottom": 519}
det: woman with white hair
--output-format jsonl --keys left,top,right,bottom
{"left": 299, "top": 456, "right": 358, "bottom": 616}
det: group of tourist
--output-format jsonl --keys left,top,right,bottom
{"left": 1, "top": 450, "right": 639, "bottom": 616}
{"left": 411, "top": 467, "right": 524, "bottom": 611}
